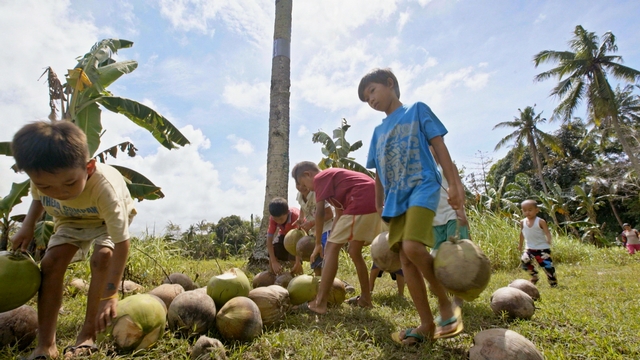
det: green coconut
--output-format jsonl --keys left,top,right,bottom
{"left": 163, "top": 273, "right": 198, "bottom": 291}
{"left": 284, "top": 229, "right": 307, "bottom": 256}
{"left": 370, "top": 231, "right": 401, "bottom": 272}
{"left": 469, "top": 328, "right": 544, "bottom": 360}
{"left": 149, "top": 283, "right": 185, "bottom": 309}
{"left": 0, "top": 251, "right": 41, "bottom": 313}
{"left": 252, "top": 271, "right": 276, "bottom": 288}
{"left": 108, "top": 293, "right": 167, "bottom": 352}
{"left": 215, "top": 296, "right": 263, "bottom": 342}
{"left": 168, "top": 290, "right": 217, "bottom": 337}
{"left": 490, "top": 287, "right": 535, "bottom": 319}
{"left": 433, "top": 238, "right": 491, "bottom": 301}
{"left": 0, "top": 305, "right": 38, "bottom": 350}
{"left": 287, "top": 274, "right": 319, "bottom": 305}
{"left": 207, "top": 268, "right": 251, "bottom": 309}
{"left": 248, "top": 285, "right": 290, "bottom": 326}
{"left": 295, "top": 235, "right": 316, "bottom": 261}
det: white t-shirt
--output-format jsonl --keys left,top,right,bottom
{"left": 521, "top": 217, "right": 550, "bottom": 250}
{"left": 433, "top": 166, "right": 457, "bottom": 226}
{"left": 296, "top": 190, "right": 333, "bottom": 234}
{"left": 31, "top": 163, "right": 136, "bottom": 243}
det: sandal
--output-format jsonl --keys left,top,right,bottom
{"left": 391, "top": 328, "right": 436, "bottom": 346}
{"left": 435, "top": 310, "right": 464, "bottom": 339}
{"left": 63, "top": 344, "right": 98, "bottom": 358}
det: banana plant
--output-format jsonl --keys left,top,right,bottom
{"left": 0, "top": 181, "right": 30, "bottom": 250}
{"left": 312, "top": 118, "right": 373, "bottom": 178}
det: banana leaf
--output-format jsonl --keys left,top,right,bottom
{"left": 111, "top": 165, "right": 164, "bottom": 201}
{"left": 0, "top": 141, "right": 12, "bottom": 156}
{"left": 34, "top": 220, "right": 54, "bottom": 250}
{"left": 0, "top": 180, "right": 30, "bottom": 216}
{"left": 73, "top": 102, "right": 103, "bottom": 156}
{"left": 98, "top": 96, "right": 190, "bottom": 150}
{"left": 340, "top": 159, "right": 374, "bottom": 178}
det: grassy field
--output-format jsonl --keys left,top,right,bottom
{"left": 3, "top": 214, "right": 640, "bottom": 359}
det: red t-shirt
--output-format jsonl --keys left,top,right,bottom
{"left": 313, "top": 168, "right": 376, "bottom": 215}
{"left": 267, "top": 207, "right": 300, "bottom": 236}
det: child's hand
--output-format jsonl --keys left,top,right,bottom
{"left": 447, "top": 186, "right": 462, "bottom": 210}
{"left": 270, "top": 259, "right": 282, "bottom": 275}
{"left": 309, "top": 244, "right": 323, "bottom": 264}
{"left": 95, "top": 297, "right": 118, "bottom": 334}
{"left": 10, "top": 226, "right": 35, "bottom": 252}
{"left": 291, "top": 261, "right": 303, "bottom": 276}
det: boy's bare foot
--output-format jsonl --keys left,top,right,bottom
{"left": 346, "top": 295, "right": 373, "bottom": 308}
{"left": 307, "top": 301, "right": 327, "bottom": 315}
{"left": 63, "top": 342, "right": 98, "bottom": 359}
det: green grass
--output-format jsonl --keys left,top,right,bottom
{"left": 3, "top": 215, "right": 640, "bottom": 359}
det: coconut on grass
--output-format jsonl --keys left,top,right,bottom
{"left": 0, "top": 305, "right": 38, "bottom": 350}
{"left": 252, "top": 271, "right": 276, "bottom": 288}
{"left": 119, "top": 280, "right": 144, "bottom": 294}
{"left": 215, "top": 296, "right": 262, "bottom": 342}
{"left": 68, "top": 278, "right": 89, "bottom": 297}
{"left": 149, "top": 283, "right": 185, "bottom": 309}
{"left": 284, "top": 229, "right": 307, "bottom": 256}
{"left": 508, "top": 279, "right": 540, "bottom": 301}
{"left": 370, "top": 231, "right": 401, "bottom": 272}
{"left": 274, "top": 273, "right": 293, "bottom": 288}
{"left": 168, "top": 290, "right": 217, "bottom": 337}
{"left": 106, "top": 293, "right": 167, "bottom": 352}
{"left": 287, "top": 274, "right": 319, "bottom": 305}
{"left": 164, "top": 273, "right": 198, "bottom": 291}
{"left": 490, "top": 287, "right": 535, "bottom": 319}
{"left": 326, "top": 278, "right": 347, "bottom": 307}
{"left": 295, "top": 236, "right": 316, "bottom": 261}
{"left": 469, "top": 328, "right": 544, "bottom": 360}
{"left": 0, "top": 251, "right": 41, "bottom": 313}
{"left": 207, "top": 268, "right": 251, "bottom": 309}
{"left": 433, "top": 237, "right": 491, "bottom": 301}
{"left": 248, "top": 285, "right": 290, "bottom": 327}
{"left": 191, "top": 335, "right": 227, "bottom": 360}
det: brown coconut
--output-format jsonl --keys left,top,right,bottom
{"left": 195, "top": 286, "right": 208, "bottom": 294}
{"left": 215, "top": 296, "right": 263, "bottom": 342}
{"left": 168, "top": 290, "right": 217, "bottom": 337}
{"left": 469, "top": 328, "right": 544, "bottom": 360}
{"left": 68, "top": 278, "right": 89, "bottom": 296}
{"left": 326, "top": 278, "right": 347, "bottom": 306}
{"left": 252, "top": 271, "right": 276, "bottom": 288}
{"left": 191, "top": 335, "right": 227, "bottom": 360}
{"left": 370, "top": 231, "right": 401, "bottom": 272}
{"left": 284, "top": 229, "right": 307, "bottom": 256}
{"left": 433, "top": 238, "right": 491, "bottom": 301}
{"left": 149, "top": 283, "right": 185, "bottom": 309}
{"left": 295, "top": 236, "right": 316, "bottom": 261}
{"left": 163, "top": 273, "right": 198, "bottom": 291}
{"left": 508, "top": 279, "right": 540, "bottom": 301}
{"left": 119, "top": 280, "right": 144, "bottom": 294}
{"left": 274, "top": 272, "right": 294, "bottom": 288}
{"left": 490, "top": 287, "right": 535, "bottom": 319}
{"left": 248, "top": 285, "right": 291, "bottom": 326}
{"left": 0, "top": 305, "right": 38, "bottom": 350}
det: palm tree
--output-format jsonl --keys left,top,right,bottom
{"left": 494, "top": 106, "right": 562, "bottom": 193}
{"left": 534, "top": 25, "right": 640, "bottom": 174}
{"left": 249, "top": 0, "right": 292, "bottom": 271}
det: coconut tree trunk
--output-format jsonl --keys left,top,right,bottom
{"left": 527, "top": 135, "right": 548, "bottom": 194}
{"left": 608, "top": 198, "right": 623, "bottom": 228}
{"left": 248, "top": 0, "right": 292, "bottom": 272}
{"left": 611, "top": 114, "right": 640, "bottom": 176}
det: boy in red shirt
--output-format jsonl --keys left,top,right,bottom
{"left": 292, "top": 162, "right": 382, "bottom": 314}
{"left": 266, "top": 197, "right": 303, "bottom": 275}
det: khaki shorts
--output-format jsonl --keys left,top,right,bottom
{"left": 388, "top": 206, "right": 435, "bottom": 252}
{"left": 328, "top": 213, "right": 382, "bottom": 245}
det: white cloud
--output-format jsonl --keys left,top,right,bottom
{"left": 410, "top": 66, "right": 492, "bottom": 108}
{"left": 398, "top": 11, "right": 411, "bottom": 32}
{"left": 227, "top": 134, "right": 255, "bottom": 155}
{"left": 222, "top": 81, "right": 270, "bottom": 112}
{"left": 534, "top": 14, "right": 547, "bottom": 24}
{"left": 297, "top": 125, "right": 309, "bottom": 137}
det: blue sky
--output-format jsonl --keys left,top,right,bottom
{"left": 1, "top": 0, "right": 639, "bottom": 235}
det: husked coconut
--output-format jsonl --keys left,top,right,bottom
{"left": 274, "top": 273, "right": 293, "bottom": 288}
{"left": 168, "top": 291, "right": 217, "bottom": 337}
{"left": 108, "top": 293, "right": 167, "bottom": 352}
{"left": 149, "top": 283, "right": 185, "bottom": 309}
{"left": 508, "top": 279, "right": 540, "bottom": 301}
{"left": 164, "top": 273, "right": 198, "bottom": 291}
{"left": 326, "top": 278, "right": 347, "bottom": 306}
{"left": 0, "top": 251, "right": 41, "bottom": 313}
{"left": 284, "top": 229, "right": 307, "bottom": 256}
{"left": 370, "top": 232, "right": 401, "bottom": 272}
{"left": 207, "top": 268, "right": 251, "bottom": 309}
{"left": 191, "top": 335, "right": 227, "bottom": 360}
{"left": 252, "top": 271, "right": 276, "bottom": 288}
{"left": 0, "top": 305, "right": 38, "bottom": 350}
{"left": 287, "top": 275, "right": 319, "bottom": 305}
{"left": 194, "top": 287, "right": 207, "bottom": 294}
{"left": 433, "top": 238, "right": 491, "bottom": 301}
{"left": 119, "top": 280, "right": 144, "bottom": 294}
{"left": 68, "top": 278, "right": 89, "bottom": 296}
{"left": 490, "top": 287, "right": 535, "bottom": 319}
{"left": 215, "top": 296, "right": 262, "bottom": 342}
{"left": 248, "top": 285, "right": 290, "bottom": 326}
{"left": 295, "top": 236, "right": 316, "bottom": 261}
{"left": 469, "top": 328, "right": 544, "bottom": 360}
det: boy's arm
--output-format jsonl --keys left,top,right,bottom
{"left": 430, "top": 136, "right": 463, "bottom": 210}
{"left": 310, "top": 200, "right": 326, "bottom": 263}
{"left": 539, "top": 218, "right": 552, "bottom": 245}
{"left": 96, "top": 239, "right": 130, "bottom": 332}
{"left": 374, "top": 175, "right": 385, "bottom": 216}
{"left": 518, "top": 222, "right": 524, "bottom": 252}
{"left": 11, "top": 200, "right": 45, "bottom": 251}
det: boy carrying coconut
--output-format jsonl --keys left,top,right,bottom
{"left": 359, "top": 68, "right": 464, "bottom": 345}
{"left": 292, "top": 162, "right": 382, "bottom": 314}
{"left": 10, "top": 121, "right": 136, "bottom": 359}
{"left": 265, "top": 197, "right": 304, "bottom": 276}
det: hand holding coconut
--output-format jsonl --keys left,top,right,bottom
{"left": 265, "top": 198, "right": 301, "bottom": 275}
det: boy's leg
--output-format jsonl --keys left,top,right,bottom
{"left": 521, "top": 250, "right": 539, "bottom": 283}
{"left": 396, "top": 274, "right": 405, "bottom": 297}
{"left": 536, "top": 249, "right": 557, "bottom": 287}
{"left": 347, "top": 240, "right": 372, "bottom": 307}
{"left": 29, "top": 244, "right": 77, "bottom": 359}
{"left": 309, "top": 241, "right": 343, "bottom": 314}
{"left": 369, "top": 266, "right": 382, "bottom": 293}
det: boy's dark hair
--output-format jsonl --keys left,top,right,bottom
{"left": 12, "top": 121, "right": 89, "bottom": 173}
{"left": 269, "top": 197, "right": 289, "bottom": 217}
{"left": 357, "top": 68, "right": 401, "bottom": 102}
{"left": 291, "top": 161, "right": 321, "bottom": 182}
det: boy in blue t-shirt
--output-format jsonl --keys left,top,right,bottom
{"left": 361, "top": 68, "right": 465, "bottom": 345}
